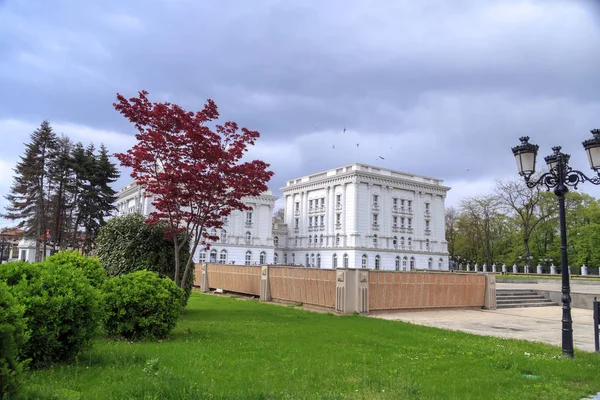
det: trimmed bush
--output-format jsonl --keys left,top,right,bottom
{"left": 102, "top": 271, "right": 184, "bottom": 341}
{"left": 44, "top": 250, "right": 107, "bottom": 288}
{"left": 95, "top": 214, "right": 193, "bottom": 304}
{"left": 0, "top": 261, "right": 102, "bottom": 369}
{"left": 0, "top": 281, "right": 27, "bottom": 399}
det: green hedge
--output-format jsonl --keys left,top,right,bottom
{"left": 102, "top": 271, "right": 184, "bottom": 341}
{"left": 45, "top": 250, "right": 107, "bottom": 288}
{"left": 0, "top": 280, "right": 27, "bottom": 399}
{"left": 0, "top": 261, "right": 102, "bottom": 369}
{"left": 95, "top": 214, "right": 193, "bottom": 304}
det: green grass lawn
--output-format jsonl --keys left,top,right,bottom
{"left": 20, "top": 292, "right": 600, "bottom": 400}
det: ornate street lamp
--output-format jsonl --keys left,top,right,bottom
{"left": 512, "top": 130, "right": 600, "bottom": 358}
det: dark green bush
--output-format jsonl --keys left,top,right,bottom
{"left": 0, "top": 261, "right": 102, "bottom": 369}
{"left": 0, "top": 281, "right": 27, "bottom": 399}
{"left": 102, "top": 270, "right": 184, "bottom": 341}
{"left": 94, "top": 214, "right": 193, "bottom": 304}
{"left": 44, "top": 250, "right": 107, "bottom": 288}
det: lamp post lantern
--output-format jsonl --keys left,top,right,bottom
{"left": 511, "top": 130, "right": 600, "bottom": 359}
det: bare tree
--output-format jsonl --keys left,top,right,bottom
{"left": 460, "top": 195, "right": 502, "bottom": 266}
{"left": 273, "top": 208, "right": 284, "bottom": 224}
{"left": 495, "top": 178, "right": 556, "bottom": 260}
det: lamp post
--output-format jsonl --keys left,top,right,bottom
{"left": 518, "top": 254, "right": 534, "bottom": 273}
{"left": 455, "top": 254, "right": 461, "bottom": 271}
{"left": 511, "top": 129, "right": 600, "bottom": 358}
{"left": 0, "top": 237, "right": 9, "bottom": 265}
{"left": 543, "top": 257, "right": 553, "bottom": 274}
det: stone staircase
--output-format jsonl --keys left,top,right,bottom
{"left": 496, "top": 289, "right": 558, "bottom": 309}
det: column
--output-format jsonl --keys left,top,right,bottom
{"left": 353, "top": 180, "right": 359, "bottom": 234}
{"left": 342, "top": 183, "right": 347, "bottom": 243}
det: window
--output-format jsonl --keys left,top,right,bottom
{"left": 305, "top": 253, "right": 309, "bottom": 267}
{"left": 425, "top": 202, "right": 430, "bottom": 211}
{"left": 393, "top": 236, "right": 397, "bottom": 246}
{"left": 245, "top": 251, "right": 252, "bottom": 265}
{"left": 311, "top": 253, "right": 315, "bottom": 266}
{"left": 210, "top": 228, "right": 217, "bottom": 239}
{"left": 317, "top": 253, "right": 321, "bottom": 268}
{"left": 308, "top": 235, "right": 312, "bottom": 244}
{"left": 408, "top": 237, "right": 412, "bottom": 247}
{"left": 428, "top": 258, "right": 433, "bottom": 269}
{"left": 361, "top": 254, "right": 368, "bottom": 269}
{"left": 320, "top": 198, "right": 325, "bottom": 207}
{"left": 373, "top": 194, "right": 379, "bottom": 205}
{"left": 221, "top": 229, "right": 227, "bottom": 243}
{"left": 393, "top": 197, "right": 398, "bottom": 206}
{"left": 320, "top": 215, "right": 324, "bottom": 226}
{"left": 373, "top": 214, "right": 378, "bottom": 224}
{"left": 245, "top": 231, "right": 252, "bottom": 244}
{"left": 439, "top": 258, "right": 443, "bottom": 269}
{"left": 425, "top": 220, "right": 430, "bottom": 230}
{"left": 260, "top": 251, "right": 266, "bottom": 264}
{"left": 291, "top": 253, "right": 295, "bottom": 264}
{"left": 336, "top": 213, "right": 341, "bottom": 224}
{"left": 274, "top": 236, "right": 279, "bottom": 247}
{"left": 401, "top": 217, "right": 405, "bottom": 227}
{"left": 246, "top": 212, "right": 253, "bottom": 225}
{"left": 284, "top": 253, "right": 287, "bottom": 264}
{"left": 343, "top": 253, "right": 349, "bottom": 268}
{"left": 402, "top": 256, "right": 408, "bottom": 268}
{"left": 336, "top": 194, "right": 341, "bottom": 205}
{"left": 295, "top": 202, "right": 300, "bottom": 213}
{"left": 309, "top": 216, "right": 313, "bottom": 227}
{"left": 375, "top": 255, "right": 380, "bottom": 270}
{"left": 210, "top": 249, "right": 217, "bottom": 263}
{"left": 295, "top": 218, "right": 299, "bottom": 229}
{"left": 426, "top": 239, "right": 430, "bottom": 250}
{"left": 408, "top": 200, "right": 412, "bottom": 210}
{"left": 373, "top": 234, "right": 378, "bottom": 247}
{"left": 219, "top": 250, "right": 227, "bottom": 264}
{"left": 395, "top": 256, "right": 400, "bottom": 271}
{"left": 319, "top": 234, "right": 324, "bottom": 245}
{"left": 410, "top": 257, "right": 415, "bottom": 269}
{"left": 295, "top": 237, "right": 298, "bottom": 247}
{"left": 401, "top": 199, "right": 405, "bottom": 208}
{"left": 274, "top": 253, "right": 279, "bottom": 264}
{"left": 309, "top": 199, "right": 313, "bottom": 209}
{"left": 401, "top": 237, "right": 405, "bottom": 246}
{"left": 336, "top": 234, "right": 340, "bottom": 246}
{"left": 408, "top": 218, "right": 412, "bottom": 228}
{"left": 393, "top": 216, "right": 398, "bottom": 227}
{"left": 333, "top": 254, "right": 338, "bottom": 268}
{"left": 198, "top": 251, "right": 206, "bottom": 263}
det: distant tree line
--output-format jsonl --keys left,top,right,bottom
{"left": 3, "top": 120, "right": 120, "bottom": 260}
{"left": 446, "top": 177, "right": 600, "bottom": 268}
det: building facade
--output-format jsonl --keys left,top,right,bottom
{"left": 114, "top": 163, "right": 450, "bottom": 270}
{"left": 276, "top": 164, "right": 450, "bottom": 270}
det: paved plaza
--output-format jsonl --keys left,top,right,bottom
{"left": 372, "top": 281, "right": 600, "bottom": 353}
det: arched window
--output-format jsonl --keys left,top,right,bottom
{"left": 308, "top": 235, "right": 312, "bottom": 245}
{"left": 221, "top": 229, "right": 227, "bottom": 243}
{"left": 219, "top": 250, "right": 227, "bottom": 264}
{"left": 400, "top": 237, "right": 405, "bottom": 246}
{"left": 245, "top": 251, "right": 252, "bottom": 265}
{"left": 292, "top": 253, "right": 295, "bottom": 264}
{"left": 305, "top": 253, "right": 309, "bottom": 267}
{"left": 333, "top": 253, "right": 338, "bottom": 268}
{"left": 317, "top": 253, "right": 321, "bottom": 268}
{"left": 393, "top": 236, "right": 397, "bottom": 247}
{"left": 439, "top": 258, "right": 443, "bottom": 269}
{"left": 274, "top": 236, "right": 279, "bottom": 247}
{"left": 319, "top": 234, "right": 324, "bottom": 246}
{"left": 425, "top": 239, "right": 430, "bottom": 251}
{"left": 245, "top": 231, "right": 252, "bottom": 244}
{"left": 408, "top": 237, "right": 412, "bottom": 248}
{"left": 211, "top": 228, "right": 217, "bottom": 240}
{"left": 260, "top": 251, "right": 266, "bottom": 264}
{"left": 274, "top": 253, "right": 279, "bottom": 264}
{"left": 343, "top": 253, "right": 349, "bottom": 268}
{"left": 410, "top": 256, "right": 415, "bottom": 269}
{"left": 336, "top": 234, "right": 340, "bottom": 246}
{"left": 402, "top": 256, "right": 408, "bottom": 269}
{"left": 284, "top": 253, "right": 288, "bottom": 264}
{"left": 295, "top": 237, "right": 298, "bottom": 247}
{"left": 428, "top": 258, "right": 433, "bottom": 269}
{"left": 373, "top": 234, "right": 378, "bottom": 247}
{"left": 395, "top": 256, "right": 400, "bottom": 271}
{"left": 375, "top": 255, "right": 380, "bottom": 270}
{"left": 311, "top": 253, "right": 315, "bottom": 266}
{"left": 210, "top": 249, "right": 217, "bottom": 263}
{"left": 361, "top": 254, "right": 368, "bottom": 269}
{"left": 198, "top": 251, "right": 206, "bottom": 263}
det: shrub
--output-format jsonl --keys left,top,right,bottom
{"left": 44, "top": 250, "right": 107, "bottom": 288}
{"left": 102, "top": 271, "right": 184, "bottom": 341}
{"left": 95, "top": 214, "right": 193, "bottom": 304}
{"left": 0, "top": 281, "right": 27, "bottom": 399}
{"left": 0, "top": 261, "right": 102, "bottom": 369}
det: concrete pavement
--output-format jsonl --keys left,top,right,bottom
{"left": 372, "top": 306, "right": 598, "bottom": 353}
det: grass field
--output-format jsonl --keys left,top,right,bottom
{"left": 20, "top": 292, "right": 600, "bottom": 400}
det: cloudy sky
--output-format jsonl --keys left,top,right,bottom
{"left": 1, "top": 0, "right": 599, "bottom": 227}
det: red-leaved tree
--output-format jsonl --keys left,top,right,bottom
{"left": 114, "top": 91, "right": 274, "bottom": 288}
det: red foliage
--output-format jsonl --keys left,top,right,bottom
{"left": 114, "top": 90, "right": 273, "bottom": 285}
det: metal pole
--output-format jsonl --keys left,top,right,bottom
{"left": 594, "top": 297, "right": 599, "bottom": 353}
{"left": 557, "top": 191, "right": 574, "bottom": 358}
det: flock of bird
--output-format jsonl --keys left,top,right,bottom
{"left": 315, "top": 125, "right": 387, "bottom": 161}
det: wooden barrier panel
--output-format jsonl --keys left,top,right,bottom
{"left": 368, "top": 271, "right": 485, "bottom": 311}
{"left": 206, "top": 263, "right": 261, "bottom": 296}
{"left": 193, "top": 263, "right": 203, "bottom": 287}
{"left": 268, "top": 267, "right": 336, "bottom": 308}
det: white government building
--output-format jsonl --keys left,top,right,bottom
{"left": 114, "top": 163, "right": 450, "bottom": 270}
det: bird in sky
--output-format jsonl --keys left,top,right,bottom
{"left": 332, "top": 145, "right": 335, "bottom": 149}
{"left": 356, "top": 143, "right": 360, "bottom": 147}
{"left": 343, "top": 127, "right": 347, "bottom": 133}
{"left": 314, "top": 125, "right": 318, "bottom": 130}
{"left": 379, "top": 156, "right": 385, "bottom": 160}
{"left": 465, "top": 168, "right": 470, "bottom": 171}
